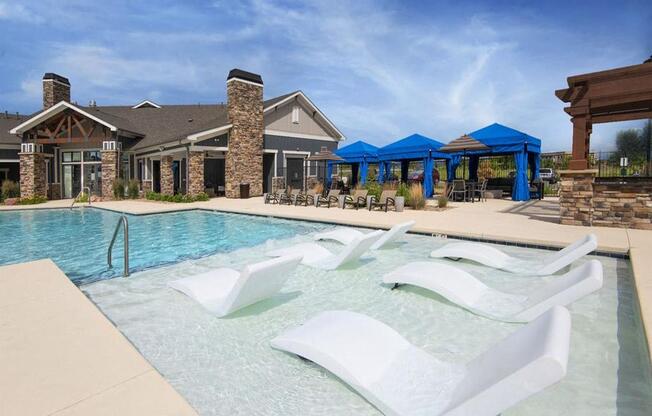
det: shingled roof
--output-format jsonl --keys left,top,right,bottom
{"left": 0, "top": 113, "right": 28, "bottom": 145}
{"left": 6, "top": 92, "right": 303, "bottom": 150}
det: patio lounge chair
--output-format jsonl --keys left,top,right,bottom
{"left": 383, "top": 260, "right": 602, "bottom": 322}
{"left": 368, "top": 190, "right": 396, "bottom": 212}
{"left": 168, "top": 254, "right": 303, "bottom": 317}
{"left": 316, "top": 189, "right": 340, "bottom": 208}
{"left": 314, "top": 220, "right": 416, "bottom": 250}
{"left": 430, "top": 234, "right": 598, "bottom": 276}
{"left": 280, "top": 188, "right": 301, "bottom": 205}
{"left": 265, "top": 190, "right": 280, "bottom": 204}
{"left": 271, "top": 306, "right": 570, "bottom": 416}
{"left": 266, "top": 230, "right": 384, "bottom": 270}
{"left": 295, "top": 189, "right": 318, "bottom": 206}
{"left": 342, "top": 189, "right": 368, "bottom": 210}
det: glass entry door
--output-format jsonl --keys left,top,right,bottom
{"left": 62, "top": 165, "right": 81, "bottom": 199}
{"left": 83, "top": 164, "right": 102, "bottom": 196}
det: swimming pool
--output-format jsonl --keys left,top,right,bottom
{"left": 82, "top": 229, "right": 652, "bottom": 415}
{"left": 0, "top": 208, "right": 326, "bottom": 285}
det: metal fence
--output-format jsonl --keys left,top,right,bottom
{"left": 590, "top": 151, "right": 651, "bottom": 177}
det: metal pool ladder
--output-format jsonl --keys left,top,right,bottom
{"left": 107, "top": 215, "right": 130, "bottom": 277}
{"left": 70, "top": 186, "right": 91, "bottom": 210}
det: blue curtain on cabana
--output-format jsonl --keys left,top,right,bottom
{"left": 359, "top": 159, "right": 369, "bottom": 185}
{"left": 513, "top": 150, "right": 530, "bottom": 201}
{"left": 528, "top": 152, "right": 541, "bottom": 181}
{"left": 447, "top": 154, "right": 461, "bottom": 181}
{"left": 326, "top": 161, "right": 333, "bottom": 188}
{"left": 469, "top": 155, "right": 480, "bottom": 181}
{"left": 377, "top": 162, "right": 385, "bottom": 184}
{"left": 423, "top": 156, "right": 434, "bottom": 197}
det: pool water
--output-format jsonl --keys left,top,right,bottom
{"left": 82, "top": 229, "right": 652, "bottom": 415}
{"left": 0, "top": 208, "right": 326, "bottom": 285}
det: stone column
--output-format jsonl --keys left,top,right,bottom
{"left": 271, "top": 176, "right": 285, "bottom": 194}
{"left": 225, "top": 73, "right": 264, "bottom": 198}
{"left": 19, "top": 152, "right": 47, "bottom": 199}
{"left": 160, "top": 155, "right": 174, "bottom": 195}
{"left": 188, "top": 151, "right": 205, "bottom": 196}
{"left": 101, "top": 150, "right": 118, "bottom": 199}
{"left": 559, "top": 169, "right": 597, "bottom": 226}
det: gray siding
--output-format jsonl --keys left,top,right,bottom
{"left": 263, "top": 134, "right": 338, "bottom": 176}
{"left": 0, "top": 148, "right": 19, "bottom": 160}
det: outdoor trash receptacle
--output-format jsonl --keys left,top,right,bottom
{"left": 240, "top": 183, "right": 250, "bottom": 199}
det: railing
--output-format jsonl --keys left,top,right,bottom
{"left": 107, "top": 215, "right": 130, "bottom": 277}
{"left": 591, "top": 151, "right": 651, "bottom": 178}
{"left": 70, "top": 186, "right": 91, "bottom": 210}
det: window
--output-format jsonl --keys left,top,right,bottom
{"left": 62, "top": 151, "right": 81, "bottom": 163}
{"left": 291, "top": 105, "right": 300, "bottom": 124}
{"left": 84, "top": 150, "right": 101, "bottom": 162}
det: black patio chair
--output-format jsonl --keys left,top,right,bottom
{"left": 369, "top": 190, "right": 396, "bottom": 212}
{"left": 449, "top": 180, "right": 467, "bottom": 202}
{"left": 316, "top": 189, "right": 340, "bottom": 208}
{"left": 343, "top": 189, "right": 368, "bottom": 210}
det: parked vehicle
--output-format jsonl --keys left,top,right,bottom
{"left": 539, "top": 168, "right": 556, "bottom": 183}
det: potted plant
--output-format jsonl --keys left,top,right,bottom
{"left": 394, "top": 183, "right": 409, "bottom": 212}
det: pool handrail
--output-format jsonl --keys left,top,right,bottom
{"left": 70, "top": 186, "right": 91, "bottom": 210}
{"left": 107, "top": 215, "right": 130, "bottom": 277}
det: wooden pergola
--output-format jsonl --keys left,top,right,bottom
{"left": 555, "top": 57, "right": 652, "bottom": 170}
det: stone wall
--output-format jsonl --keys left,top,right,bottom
{"left": 188, "top": 151, "right": 205, "bottom": 196}
{"left": 101, "top": 150, "right": 117, "bottom": 199}
{"left": 160, "top": 155, "right": 174, "bottom": 195}
{"left": 225, "top": 79, "right": 263, "bottom": 198}
{"left": 142, "top": 180, "right": 153, "bottom": 194}
{"left": 306, "top": 175, "right": 319, "bottom": 190}
{"left": 560, "top": 170, "right": 652, "bottom": 230}
{"left": 271, "top": 176, "right": 285, "bottom": 194}
{"left": 593, "top": 180, "right": 652, "bottom": 230}
{"left": 19, "top": 153, "right": 47, "bottom": 199}
{"left": 559, "top": 170, "right": 596, "bottom": 226}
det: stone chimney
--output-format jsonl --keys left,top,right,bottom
{"left": 225, "top": 69, "right": 264, "bottom": 198}
{"left": 42, "top": 73, "right": 70, "bottom": 109}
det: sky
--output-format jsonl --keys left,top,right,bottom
{"left": 0, "top": 0, "right": 650, "bottom": 152}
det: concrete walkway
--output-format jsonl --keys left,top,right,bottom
{"left": 0, "top": 260, "right": 197, "bottom": 416}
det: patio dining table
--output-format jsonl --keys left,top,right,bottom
{"left": 464, "top": 181, "right": 477, "bottom": 203}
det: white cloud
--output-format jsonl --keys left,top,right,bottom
{"left": 0, "top": 3, "right": 44, "bottom": 23}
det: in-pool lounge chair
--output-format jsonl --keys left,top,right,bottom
{"left": 272, "top": 307, "right": 571, "bottom": 416}
{"left": 314, "top": 220, "right": 416, "bottom": 250}
{"left": 383, "top": 260, "right": 602, "bottom": 322}
{"left": 369, "top": 190, "right": 396, "bottom": 212}
{"left": 266, "top": 230, "right": 384, "bottom": 270}
{"left": 168, "top": 254, "right": 303, "bottom": 317}
{"left": 342, "top": 189, "right": 368, "bottom": 210}
{"left": 316, "top": 189, "right": 340, "bottom": 208}
{"left": 430, "top": 234, "right": 598, "bottom": 275}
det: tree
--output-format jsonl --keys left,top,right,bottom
{"left": 615, "top": 128, "right": 646, "bottom": 160}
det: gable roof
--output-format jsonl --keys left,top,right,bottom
{"left": 7, "top": 91, "right": 343, "bottom": 151}
{"left": 378, "top": 133, "right": 448, "bottom": 160}
{"left": 468, "top": 123, "right": 541, "bottom": 153}
{"left": 335, "top": 140, "right": 379, "bottom": 163}
{"left": 0, "top": 113, "right": 28, "bottom": 145}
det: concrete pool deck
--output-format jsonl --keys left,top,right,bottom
{"left": 1, "top": 196, "right": 651, "bottom": 414}
{"left": 0, "top": 259, "right": 197, "bottom": 416}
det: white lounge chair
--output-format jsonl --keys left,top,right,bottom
{"left": 168, "top": 254, "right": 303, "bottom": 317}
{"left": 313, "top": 220, "right": 416, "bottom": 250}
{"left": 383, "top": 260, "right": 603, "bottom": 322}
{"left": 272, "top": 307, "right": 571, "bottom": 416}
{"left": 266, "top": 230, "right": 384, "bottom": 270}
{"left": 430, "top": 234, "right": 598, "bottom": 275}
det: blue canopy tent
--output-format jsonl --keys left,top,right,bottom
{"left": 447, "top": 123, "right": 541, "bottom": 201}
{"left": 331, "top": 140, "right": 380, "bottom": 186}
{"left": 377, "top": 133, "right": 450, "bottom": 197}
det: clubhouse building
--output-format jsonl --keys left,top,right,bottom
{"left": 1, "top": 69, "right": 344, "bottom": 199}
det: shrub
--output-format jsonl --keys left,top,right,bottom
{"left": 437, "top": 195, "right": 448, "bottom": 208}
{"left": 1, "top": 180, "right": 20, "bottom": 201}
{"left": 364, "top": 181, "right": 382, "bottom": 200}
{"left": 127, "top": 180, "right": 140, "bottom": 199}
{"left": 312, "top": 182, "right": 324, "bottom": 195}
{"left": 145, "top": 192, "right": 208, "bottom": 203}
{"left": 76, "top": 192, "right": 89, "bottom": 203}
{"left": 396, "top": 183, "right": 410, "bottom": 201}
{"left": 113, "top": 178, "right": 126, "bottom": 200}
{"left": 17, "top": 195, "right": 48, "bottom": 205}
{"left": 408, "top": 183, "right": 425, "bottom": 210}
